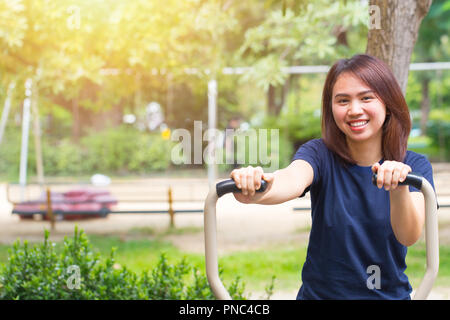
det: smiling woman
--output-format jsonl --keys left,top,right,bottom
{"left": 331, "top": 74, "right": 386, "bottom": 166}
{"left": 321, "top": 54, "right": 411, "bottom": 167}
{"left": 227, "top": 53, "right": 437, "bottom": 300}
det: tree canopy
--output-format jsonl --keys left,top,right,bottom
{"left": 0, "top": 0, "right": 447, "bottom": 142}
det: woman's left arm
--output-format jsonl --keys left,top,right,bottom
{"left": 372, "top": 161, "right": 425, "bottom": 247}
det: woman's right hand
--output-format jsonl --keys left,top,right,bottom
{"left": 230, "top": 166, "right": 274, "bottom": 204}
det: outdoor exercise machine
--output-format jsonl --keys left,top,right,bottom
{"left": 204, "top": 172, "right": 439, "bottom": 300}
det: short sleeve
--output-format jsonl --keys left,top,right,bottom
{"left": 404, "top": 152, "right": 435, "bottom": 193}
{"left": 291, "top": 139, "right": 326, "bottom": 197}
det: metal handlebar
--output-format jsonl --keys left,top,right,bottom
{"left": 372, "top": 172, "right": 423, "bottom": 189}
{"left": 216, "top": 179, "right": 268, "bottom": 198}
{"left": 372, "top": 172, "right": 439, "bottom": 300}
{"left": 204, "top": 179, "right": 267, "bottom": 300}
{"left": 204, "top": 173, "right": 438, "bottom": 300}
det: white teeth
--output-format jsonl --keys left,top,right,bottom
{"left": 349, "top": 121, "right": 368, "bottom": 127}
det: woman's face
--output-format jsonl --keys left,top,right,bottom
{"left": 331, "top": 72, "right": 387, "bottom": 144}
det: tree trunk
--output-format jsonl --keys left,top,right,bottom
{"left": 89, "top": 100, "right": 125, "bottom": 132}
{"left": 289, "top": 74, "right": 301, "bottom": 115}
{"left": 335, "top": 27, "right": 349, "bottom": 47}
{"left": 366, "top": 0, "right": 432, "bottom": 94}
{"left": 267, "top": 83, "right": 287, "bottom": 116}
{"left": 420, "top": 77, "right": 430, "bottom": 135}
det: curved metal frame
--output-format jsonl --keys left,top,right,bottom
{"left": 204, "top": 175, "right": 439, "bottom": 300}
{"left": 413, "top": 178, "right": 439, "bottom": 300}
{"left": 204, "top": 191, "right": 231, "bottom": 300}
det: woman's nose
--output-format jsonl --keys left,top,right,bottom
{"left": 347, "top": 101, "right": 364, "bottom": 116}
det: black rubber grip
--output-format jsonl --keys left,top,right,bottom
{"left": 216, "top": 179, "right": 268, "bottom": 198}
{"left": 372, "top": 172, "right": 423, "bottom": 190}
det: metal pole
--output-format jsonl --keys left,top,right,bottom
{"left": 31, "top": 82, "right": 45, "bottom": 186}
{"left": 207, "top": 79, "right": 217, "bottom": 189}
{"left": 46, "top": 187, "right": 55, "bottom": 231}
{"left": 413, "top": 179, "right": 439, "bottom": 300}
{"left": 19, "top": 79, "right": 32, "bottom": 201}
{"left": 204, "top": 189, "right": 232, "bottom": 300}
{"left": 168, "top": 186, "right": 175, "bottom": 228}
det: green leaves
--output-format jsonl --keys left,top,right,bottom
{"left": 239, "top": 55, "right": 289, "bottom": 90}
{"left": 0, "top": 0, "right": 26, "bottom": 48}
{"left": 237, "top": 0, "right": 368, "bottom": 91}
{"left": 0, "top": 227, "right": 246, "bottom": 300}
{"left": 0, "top": 125, "right": 174, "bottom": 177}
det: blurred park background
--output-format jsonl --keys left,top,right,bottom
{"left": 0, "top": 0, "right": 450, "bottom": 300}
{"left": 0, "top": 0, "right": 449, "bottom": 179}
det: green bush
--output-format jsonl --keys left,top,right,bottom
{"left": 426, "top": 109, "right": 450, "bottom": 161}
{"left": 0, "top": 125, "right": 174, "bottom": 178}
{"left": 43, "top": 139, "right": 85, "bottom": 176}
{"left": 0, "top": 127, "right": 22, "bottom": 180}
{"left": 80, "top": 126, "right": 173, "bottom": 174}
{"left": 0, "top": 227, "right": 246, "bottom": 300}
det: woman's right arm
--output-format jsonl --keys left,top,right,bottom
{"left": 230, "top": 159, "right": 314, "bottom": 205}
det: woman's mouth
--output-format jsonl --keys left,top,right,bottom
{"left": 348, "top": 120, "right": 369, "bottom": 131}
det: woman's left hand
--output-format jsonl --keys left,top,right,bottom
{"left": 371, "top": 161, "right": 412, "bottom": 191}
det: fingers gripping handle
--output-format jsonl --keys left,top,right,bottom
{"left": 372, "top": 172, "right": 423, "bottom": 190}
{"left": 216, "top": 179, "right": 268, "bottom": 198}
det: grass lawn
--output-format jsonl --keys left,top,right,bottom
{"left": 0, "top": 229, "right": 449, "bottom": 296}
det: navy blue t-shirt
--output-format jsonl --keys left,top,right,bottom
{"left": 292, "top": 138, "right": 435, "bottom": 300}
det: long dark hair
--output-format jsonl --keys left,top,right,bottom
{"left": 321, "top": 54, "right": 411, "bottom": 165}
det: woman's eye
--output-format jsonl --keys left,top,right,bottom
{"left": 338, "top": 99, "right": 349, "bottom": 104}
{"left": 362, "top": 96, "right": 373, "bottom": 101}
